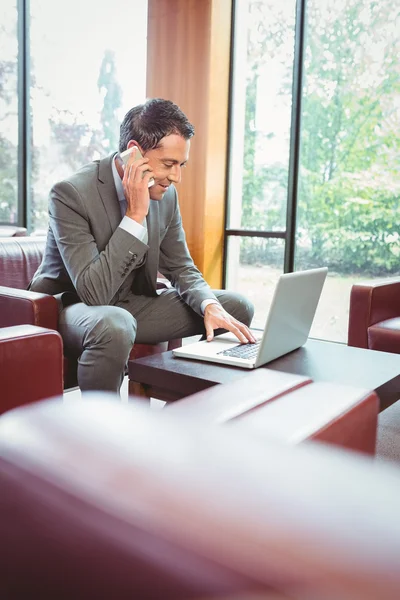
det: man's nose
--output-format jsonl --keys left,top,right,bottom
{"left": 168, "top": 165, "right": 181, "bottom": 183}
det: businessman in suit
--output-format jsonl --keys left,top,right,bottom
{"left": 30, "top": 98, "right": 255, "bottom": 393}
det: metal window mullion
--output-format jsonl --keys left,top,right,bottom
{"left": 284, "top": 0, "right": 307, "bottom": 273}
{"left": 17, "top": 0, "right": 31, "bottom": 230}
{"left": 226, "top": 229, "right": 286, "bottom": 239}
{"left": 222, "top": 0, "right": 239, "bottom": 289}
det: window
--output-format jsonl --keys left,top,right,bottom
{"left": 227, "top": 0, "right": 400, "bottom": 342}
{"left": 0, "top": 0, "right": 18, "bottom": 224}
{"left": 296, "top": 0, "right": 400, "bottom": 342}
{"left": 0, "top": 0, "right": 148, "bottom": 232}
{"left": 30, "top": 0, "right": 148, "bottom": 233}
{"left": 226, "top": 0, "right": 296, "bottom": 326}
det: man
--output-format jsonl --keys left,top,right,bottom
{"left": 30, "top": 98, "right": 255, "bottom": 392}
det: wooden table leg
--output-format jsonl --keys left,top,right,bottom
{"left": 128, "top": 380, "right": 151, "bottom": 403}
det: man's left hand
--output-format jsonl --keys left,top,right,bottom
{"left": 203, "top": 303, "right": 256, "bottom": 344}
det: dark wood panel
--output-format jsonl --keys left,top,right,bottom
{"left": 128, "top": 339, "right": 400, "bottom": 410}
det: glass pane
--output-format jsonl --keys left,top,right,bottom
{"left": 30, "top": 0, "right": 148, "bottom": 233}
{"left": 0, "top": 1, "right": 18, "bottom": 224}
{"left": 296, "top": 0, "right": 400, "bottom": 342}
{"left": 225, "top": 236, "right": 285, "bottom": 329}
{"left": 228, "top": 0, "right": 296, "bottom": 232}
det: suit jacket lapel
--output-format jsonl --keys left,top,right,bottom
{"left": 145, "top": 200, "right": 160, "bottom": 292}
{"left": 97, "top": 153, "right": 121, "bottom": 235}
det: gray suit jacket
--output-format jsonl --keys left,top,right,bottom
{"left": 30, "top": 153, "right": 217, "bottom": 315}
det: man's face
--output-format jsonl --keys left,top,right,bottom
{"left": 142, "top": 134, "right": 190, "bottom": 201}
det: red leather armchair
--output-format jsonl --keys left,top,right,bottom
{"left": 348, "top": 278, "right": 400, "bottom": 354}
{"left": 0, "top": 324, "right": 63, "bottom": 415}
{"left": 0, "top": 396, "right": 399, "bottom": 600}
{"left": 0, "top": 236, "right": 181, "bottom": 389}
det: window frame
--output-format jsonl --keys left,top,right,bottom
{"left": 223, "top": 0, "right": 307, "bottom": 285}
{"left": 16, "top": 0, "right": 30, "bottom": 229}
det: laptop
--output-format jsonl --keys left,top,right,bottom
{"left": 172, "top": 267, "right": 328, "bottom": 369}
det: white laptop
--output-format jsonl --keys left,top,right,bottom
{"left": 172, "top": 267, "right": 328, "bottom": 369}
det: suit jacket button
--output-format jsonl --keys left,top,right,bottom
{"left": 132, "top": 254, "right": 137, "bottom": 260}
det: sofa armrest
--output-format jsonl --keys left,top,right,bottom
{"left": 0, "top": 325, "right": 63, "bottom": 414}
{"left": 0, "top": 286, "right": 58, "bottom": 331}
{"left": 348, "top": 278, "right": 400, "bottom": 348}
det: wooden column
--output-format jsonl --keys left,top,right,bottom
{"left": 146, "top": 0, "right": 232, "bottom": 288}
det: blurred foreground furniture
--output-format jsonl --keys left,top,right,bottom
{"left": 1, "top": 395, "right": 400, "bottom": 600}
{"left": 168, "top": 369, "right": 379, "bottom": 455}
{"left": 0, "top": 236, "right": 181, "bottom": 389}
{"left": 0, "top": 325, "right": 63, "bottom": 415}
{"left": 348, "top": 278, "right": 400, "bottom": 354}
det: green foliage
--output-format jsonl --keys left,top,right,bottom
{"left": 0, "top": 50, "right": 18, "bottom": 223}
{"left": 0, "top": 135, "right": 17, "bottom": 222}
{"left": 0, "top": 24, "right": 123, "bottom": 228}
{"left": 240, "top": 2, "right": 292, "bottom": 236}
{"left": 49, "top": 111, "right": 104, "bottom": 172}
{"left": 97, "top": 50, "right": 122, "bottom": 151}
{"left": 50, "top": 49, "right": 122, "bottom": 173}
{"left": 241, "top": 0, "right": 400, "bottom": 276}
{"left": 297, "top": 169, "right": 400, "bottom": 273}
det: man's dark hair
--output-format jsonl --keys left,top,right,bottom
{"left": 119, "top": 98, "right": 195, "bottom": 153}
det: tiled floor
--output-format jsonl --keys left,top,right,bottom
{"left": 376, "top": 402, "right": 400, "bottom": 465}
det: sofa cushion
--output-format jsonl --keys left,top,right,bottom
{"left": 0, "top": 237, "right": 46, "bottom": 289}
{"left": 368, "top": 318, "right": 400, "bottom": 354}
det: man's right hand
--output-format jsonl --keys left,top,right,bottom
{"left": 122, "top": 147, "right": 155, "bottom": 223}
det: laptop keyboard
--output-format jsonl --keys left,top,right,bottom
{"left": 217, "top": 341, "right": 260, "bottom": 360}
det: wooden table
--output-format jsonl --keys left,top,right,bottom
{"left": 128, "top": 339, "right": 400, "bottom": 411}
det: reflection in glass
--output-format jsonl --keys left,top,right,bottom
{"left": 30, "top": 0, "right": 148, "bottom": 232}
{"left": 0, "top": 1, "right": 18, "bottom": 224}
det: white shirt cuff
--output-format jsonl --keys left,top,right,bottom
{"left": 119, "top": 216, "right": 147, "bottom": 243}
{"left": 200, "top": 299, "right": 220, "bottom": 315}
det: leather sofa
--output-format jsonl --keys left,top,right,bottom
{"left": 348, "top": 278, "right": 400, "bottom": 354}
{"left": 0, "top": 225, "right": 27, "bottom": 237}
{"left": 0, "top": 395, "right": 399, "bottom": 600}
{"left": 0, "top": 236, "right": 181, "bottom": 389}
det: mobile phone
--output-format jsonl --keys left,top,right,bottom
{"left": 120, "top": 147, "right": 155, "bottom": 188}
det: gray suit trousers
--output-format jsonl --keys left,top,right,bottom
{"left": 58, "top": 289, "right": 254, "bottom": 393}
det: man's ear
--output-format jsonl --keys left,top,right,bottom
{"left": 127, "top": 140, "right": 144, "bottom": 154}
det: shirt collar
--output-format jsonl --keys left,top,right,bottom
{"left": 111, "top": 153, "right": 125, "bottom": 203}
